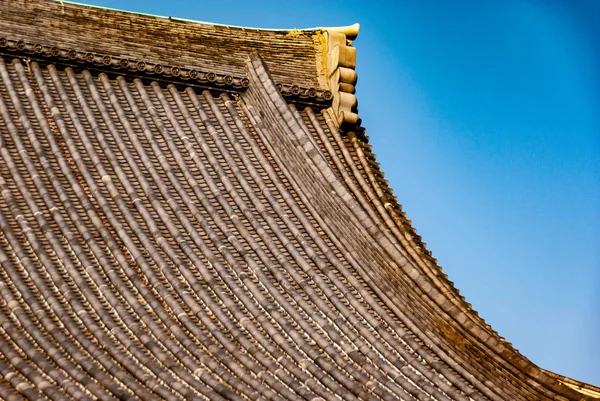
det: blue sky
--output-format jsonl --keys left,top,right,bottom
{"left": 76, "top": 0, "right": 600, "bottom": 386}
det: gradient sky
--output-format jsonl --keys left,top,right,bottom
{"left": 74, "top": 0, "right": 600, "bottom": 386}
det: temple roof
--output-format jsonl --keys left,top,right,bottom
{"left": 0, "top": 1, "right": 598, "bottom": 400}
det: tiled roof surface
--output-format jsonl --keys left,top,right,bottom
{"left": 0, "top": 1, "right": 598, "bottom": 400}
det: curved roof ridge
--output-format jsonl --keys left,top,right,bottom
{"left": 544, "top": 370, "right": 600, "bottom": 398}
{"left": 338, "top": 127, "right": 598, "bottom": 399}
{"left": 9, "top": 1, "right": 361, "bottom": 117}
{"left": 1, "top": 0, "right": 328, "bottom": 89}
{"left": 57, "top": 0, "right": 359, "bottom": 37}
{"left": 242, "top": 53, "right": 600, "bottom": 400}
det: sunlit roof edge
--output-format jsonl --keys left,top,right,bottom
{"left": 53, "top": 0, "right": 359, "bottom": 39}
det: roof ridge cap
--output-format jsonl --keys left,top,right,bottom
{"left": 319, "top": 23, "right": 360, "bottom": 40}
{"left": 54, "top": 0, "right": 359, "bottom": 36}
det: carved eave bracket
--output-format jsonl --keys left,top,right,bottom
{"left": 323, "top": 24, "right": 360, "bottom": 128}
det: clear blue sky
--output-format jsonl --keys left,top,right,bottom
{"left": 76, "top": 0, "right": 600, "bottom": 386}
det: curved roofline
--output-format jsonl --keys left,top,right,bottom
{"left": 55, "top": 0, "right": 359, "bottom": 39}
{"left": 5, "top": 0, "right": 332, "bottom": 90}
{"left": 0, "top": 1, "right": 596, "bottom": 398}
